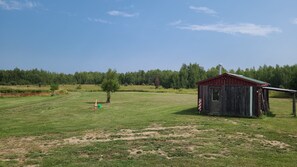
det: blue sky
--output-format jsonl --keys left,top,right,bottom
{"left": 1, "top": 0, "right": 297, "bottom": 73}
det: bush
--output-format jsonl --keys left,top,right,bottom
{"left": 76, "top": 84, "right": 82, "bottom": 89}
{"left": 50, "top": 84, "right": 59, "bottom": 93}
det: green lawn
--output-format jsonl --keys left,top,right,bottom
{"left": 0, "top": 91, "right": 296, "bottom": 166}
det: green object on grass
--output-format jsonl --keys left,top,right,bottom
{"left": 97, "top": 104, "right": 102, "bottom": 109}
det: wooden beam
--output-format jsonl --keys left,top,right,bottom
{"left": 250, "top": 86, "right": 253, "bottom": 117}
{"left": 293, "top": 93, "right": 296, "bottom": 117}
{"left": 267, "top": 90, "right": 270, "bottom": 111}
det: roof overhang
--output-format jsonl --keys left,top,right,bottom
{"left": 263, "top": 87, "right": 297, "bottom": 93}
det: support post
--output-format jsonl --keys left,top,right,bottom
{"left": 197, "top": 86, "right": 200, "bottom": 112}
{"left": 267, "top": 90, "right": 270, "bottom": 111}
{"left": 293, "top": 93, "right": 296, "bottom": 117}
{"left": 250, "top": 86, "right": 253, "bottom": 117}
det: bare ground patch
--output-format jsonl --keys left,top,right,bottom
{"left": 0, "top": 125, "right": 210, "bottom": 165}
{"left": 223, "top": 119, "right": 239, "bottom": 125}
{"left": 128, "top": 148, "right": 171, "bottom": 159}
{"left": 1, "top": 125, "right": 293, "bottom": 165}
{"left": 197, "top": 148, "right": 230, "bottom": 160}
{"left": 63, "top": 125, "right": 213, "bottom": 145}
{"left": 0, "top": 136, "right": 62, "bottom": 166}
{"left": 227, "top": 132, "right": 291, "bottom": 150}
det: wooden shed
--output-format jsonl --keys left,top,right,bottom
{"left": 197, "top": 73, "right": 270, "bottom": 117}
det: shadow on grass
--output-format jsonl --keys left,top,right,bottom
{"left": 265, "top": 110, "right": 297, "bottom": 118}
{"left": 174, "top": 108, "right": 274, "bottom": 119}
{"left": 268, "top": 113, "right": 296, "bottom": 118}
{"left": 266, "top": 111, "right": 276, "bottom": 117}
{"left": 174, "top": 107, "right": 200, "bottom": 116}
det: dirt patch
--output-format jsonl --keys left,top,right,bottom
{"left": 260, "top": 139, "right": 290, "bottom": 149}
{"left": 198, "top": 153, "right": 224, "bottom": 159}
{"left": 144, "top": 125, "right": 198, "bottom": 131}
{"left": 186, "top": 145, "right": 196, "bottom": 152}
{"left": 1, "top": 124, "right": 294, "bottom": 166}
{"left": 254, "top": 134, "right": 264, "bottom": 138}
{"left": 1, "top": 125, "right": 207, "bottom": 165}
{"left": 223, "top": 119, "right": 238, "bottom": 125}
{"left": 288, "top": 135, "right": 297, "bottom": 138}
{"left": 63, "top": 125, "right": 208, "bottom": 145}
{"left": 0, "top": 136, "right": 62, "bottom": 166}
{"left": 64, "top": 131, "right": 111, "bottom": 144}
{"left": 198, "top": 148, "right": 230, "bottom": 160}
{"left": 228, "top": 132, "right": 291, "bottom": 150}
{"left": 128, "top": 148, "right": 171, "bottom": 159}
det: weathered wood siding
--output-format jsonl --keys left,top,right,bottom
{"left": 224, "top": 86, "right": 254, "bottom": 117}
{"left": 199, "top": 85, "right": 262, "bottom": 117}
{"left": 199, "top": 85, "right": 209, "bottom": 113}
{"left": 197, "top": 73, "right": 270, "bottom": 117}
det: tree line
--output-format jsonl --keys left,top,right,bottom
{"left": 0, "top": 64, "right": 297, "bottom": 90}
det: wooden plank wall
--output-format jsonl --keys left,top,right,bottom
{"left": 199, "top": 85, "right": 268, "bottom": 117}
{"left": 224, "top": 86, "right": 251, "bottom": 117}
{"left": 199, "top": 85, "right": 209, "bottom": 113}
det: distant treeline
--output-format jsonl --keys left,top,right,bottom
{"left": 0, "top": 64, "right": 297, "bottom": 89}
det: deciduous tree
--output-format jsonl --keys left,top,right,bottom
{"left": 101, "top": 69, "right": 120, "bottom": 103}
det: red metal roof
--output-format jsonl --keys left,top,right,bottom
{"left": 197, "top": 73, "right": 270, "bottom": 87}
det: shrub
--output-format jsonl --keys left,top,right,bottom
{"left": 50, "top": 84, "right": 59, "bottom": 95}
{"left": 76, "top": 84, "right": 82, "bottom": 89}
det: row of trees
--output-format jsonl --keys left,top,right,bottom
{"left": 118, "top": 63, "right": 209, "bottom": 89}
{"left": 0, "top": 68, "right": 105, "bottom": 85}
{"left": 231, "top": 65, "right": 297, "bottom": 89}
{"left": 1, "top": 64, "right": 297, "bottom": 89}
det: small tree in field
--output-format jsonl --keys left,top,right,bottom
{"left": 101, "top": 69, "right": 120, "bottom": 103}
{"left": 154, "top": 77, "right": 160, "bottom": 89}
{"left": 50, "top": 83, "right": 59, "bottom": 95}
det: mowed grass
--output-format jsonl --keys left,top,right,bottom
{"left": 0, "top": 91, "right": 297, "bottom": 167}
{"left": 0, "top": 92, "right": 196, "bottom": 138}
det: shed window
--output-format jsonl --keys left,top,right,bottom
{"left": 212, "top": 89, "right": 220, "bottom": 101}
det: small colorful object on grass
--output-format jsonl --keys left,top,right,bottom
{"left": 98, "top": 104, "right": 102, "bottom": 109}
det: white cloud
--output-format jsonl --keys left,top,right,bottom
{"left": 0, "top": 0, "right": 38, "bottom": 10}
{"left": 178, "top": 23, "right": 281, "bottom": 36}
{"left": 107, "top": 10, "right": 138, "bottom": 18}
{"left": 88, "top": 17, "right": 112, "bottom": 24}
{"left": 189, "top": 6, "right": 217, "bottom": 15}
{"left": 169, "top": 20, "right": 182, "bottom": 26}
{"left": 292, "top": 18, "right": 297, "bottom": 25}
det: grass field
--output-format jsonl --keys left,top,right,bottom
{"left": 0, "top": 85, "right": 197, "bottom": 97}
{"left": 0, "top": 88, "right": 297, "bottom": 166}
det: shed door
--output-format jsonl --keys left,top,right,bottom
{"left": 210, "top": 87, "right": 221, "bottom": 115}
